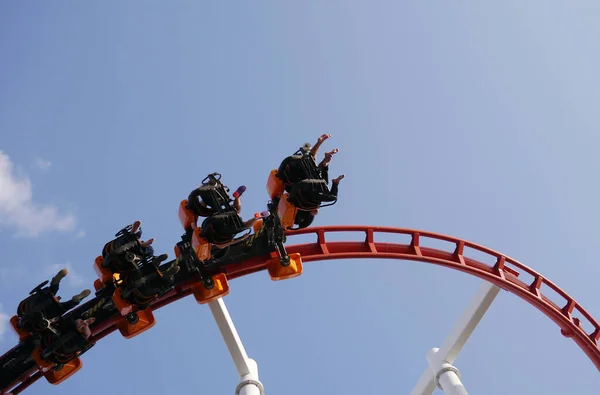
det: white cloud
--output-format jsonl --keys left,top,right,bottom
{"left": 44, "top": 262, "right": 86, "bottom": 288}
{"left": 0, "top": 151, "right": 76, "bottom": 237}
{"left": 0, "top": 303, "right": 8, "bottom": 342}
{"left": 34, "top": 157, "right": 51, "bottom": 171}
{"left": 75, "top": 230, "right": 86, "bottom": 239}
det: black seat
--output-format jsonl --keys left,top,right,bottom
{"left": 17, "top": 289, "right": 64, "bottom": 333}
{"left": 288, "top": 179, "right": 334, "bottom": 210}
{"left": 200, "top": 211, "right": 248, "bottom": 245}
{"left": 42, "top": 320, "right": 91, "bottom": 362}
{"left": 277, "top": 150, "right": 323, "bottom": 191}
{"left": 187, "top": 173, "right": 237, "bottom": 217}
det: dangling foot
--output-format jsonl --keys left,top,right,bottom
{"left": 152, "top": 254, "right": 169, "bottom": 266}
{"left": 132, "top": 220, "right": 142, "bottom": 235}
{"left": 319, "top": 149, "right": 339, "bottom": 168}
{"left": 233, "top": 185, "right": 247, "bottom": 199}
{"left": 318, "top": 133, "right": 331, "bottom": 143}
{"left": 332, "top": 174, "right": 345, "bottom": 184}
{"left": 254, "top": 210, "right": 270, "bottom": 219}
{"left": 51, "top": 269, "right": 68, "bottom": 285}
{"left": 325, "top": 148, "right": 339, "bottom": 160}
{"left": 71, "top": 289, "right": 91, "bottom": 303}
{"left": 141, "top": 238, "right": 155, "bottom": 248}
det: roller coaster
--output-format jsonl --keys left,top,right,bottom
{"left": 1, "top": 141, "right": 599, "bottom": 395}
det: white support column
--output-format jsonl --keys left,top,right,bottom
{"left": 410, "top": 281, "right": 501, "bottom": 395}
{"left": 208, "top": 298, "right": 264, "bottom": 395}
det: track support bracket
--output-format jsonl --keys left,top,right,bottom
{"left": 208, "top": 297, "right": 264, "bottom": 395}
{"left": 410, "top": 281, "right": 501, "bottom": 395}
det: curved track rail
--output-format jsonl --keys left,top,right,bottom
{"left": 3, "top": 225, "right": 600, "bottom": 394}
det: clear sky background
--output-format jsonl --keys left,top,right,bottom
{"left": 1, "top": 1, "right": 600, "bottom": 394}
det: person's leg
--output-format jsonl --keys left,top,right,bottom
{"left": 49, "top": 269, "right": 68, "bottom": 295}
{"left": 142, "top": 243, "right": 155, "bottom": 258}
{"left": 232, "top": 186, "right": 246, "bottom": 213}
{"left": 317, "top": 149, "right": 338, "bottom": 180}
{"left": 60, "top": 289, "right": 90, "bottom": 311}
{"left": 320, "top": 165, "right": 330, "bottom": 184}
{"left": 310, "top": 134, "right": 332, "bottom": 159}
{"left": 132, "top": 220, "right": 142, "bottom": 237}
{"left": 330, "top": 175, "right": 344, "bottom": 198}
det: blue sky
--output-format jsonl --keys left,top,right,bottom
{"left": 1, "top": 1, "right": 600, "bottom": 394}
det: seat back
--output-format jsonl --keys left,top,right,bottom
{"left": 178, "top": 199, "right": 197, "bottom": 230}
{"left": 19, "top": 289, "right": 63, "bottom": 321}
{"left": 266, "top": 169, "right": 285, "bottom": 200}
{"left": 277, "top": 194, "right": 298, "bottom": 230}
{"left": 288, "top": 179, "right": 329, "bottom": 210}
{"left": 196, "top": 184, "right": 233, "bottom": 212}
{"left": 200, "top": 211, "right": 246, "bottom": 244}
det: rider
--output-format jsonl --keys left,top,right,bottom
{"left": 286, "top": 134, "right": 344, "bottom": 228}
{"left": 131, "top": 220, "right": 178, "bottom": 276}
{"left": 131, "top": 220, "right": 156, "bottom": 256}
{"left": 74, "top": 317, "right": 96, "bottom": 339}
{"left": 187, "top": 176, "right": 266, "bottom": 236}
{"left": 18, "top": 269, "right": 91, "bottom": 329}
{"left": 49, "top": 269, "right": 91, "bottom": 312}
{"left": 312, "top": 134, "right": 344, "bottom": 199}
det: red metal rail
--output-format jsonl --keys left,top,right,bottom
{"left": 3, "top": 225, "right": 599, "bottom": 394}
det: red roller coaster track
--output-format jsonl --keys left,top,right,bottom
{"left": 4, "top": 225, "right": 600, "bottom": 394}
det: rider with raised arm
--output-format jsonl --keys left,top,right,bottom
{"left": 17, "top": 269, "right": 91, "bottom": 331}
{"left": 187, "top": 174, "right": 267, "bottom": 237}
{"left": 74, "top": 317, "right": 96, "bottom": 339}
{"left": 131, "top": 220, "right": 179, "bottom": 276}
{"left": 49, "top": 269, "right": 91, "bottom": 312}
{"left": 312, "top": 134, "right": 345, "bottom": 199}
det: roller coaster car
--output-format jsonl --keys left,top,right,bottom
{"left": 95, "top": 224, "right": 146, "bottom": 281}
{"left": 180, "top": 173, "right": 253, "bottom": 259}
{"left": 31, "top": 319, "right": 94, "bottom": 385}
{"left": 10, "top": 281, "right": 64, "bottom": 341}
{"left": 199, "top": 212, "right": 251, "bottom": 247}
{"left": 185, "top": 172, "right": 235, "bottom": 219}
{"left": 108, "top": 261, "right": 175, "bottom": 338}
{"left": 201, "top": 210, "right": 303, "bottom": 281}
{"left": 267, "top": 145, "right": 337, "bottom": 229}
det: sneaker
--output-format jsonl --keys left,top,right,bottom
{"left": 141, "top": 238, "right": 155, "bottom": 247}
{"left": 153, "top": 254, "right": 168, "bottom": 265}
{"left": 51, "top": 269, "right": 69, "bottom": 285}
{"left": 233, "top": 185, "right": 247, "bottom": 198}
{"left": 332, "top": 174, "right": 345, "bottom": 184}
{"left": 254, "top": 211, "right": 270, "bottom": 219}
{"left": 72, "top": 289, "right": 91, "bottom": 303}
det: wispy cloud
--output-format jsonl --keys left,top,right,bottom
{"left": 0, "top": 303, "right": 8, "bottom": 342}
{"left": 0, "top": 150, "right": 76, "bottom": 237}
{"left": 75, "top": 230, "right": 86, "bottom": 239}
{"left": 33, "top": 157, "right": 51, "bottom": 171}
{"left": 44, "top": 262, "right": 86, "bottom": 288}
